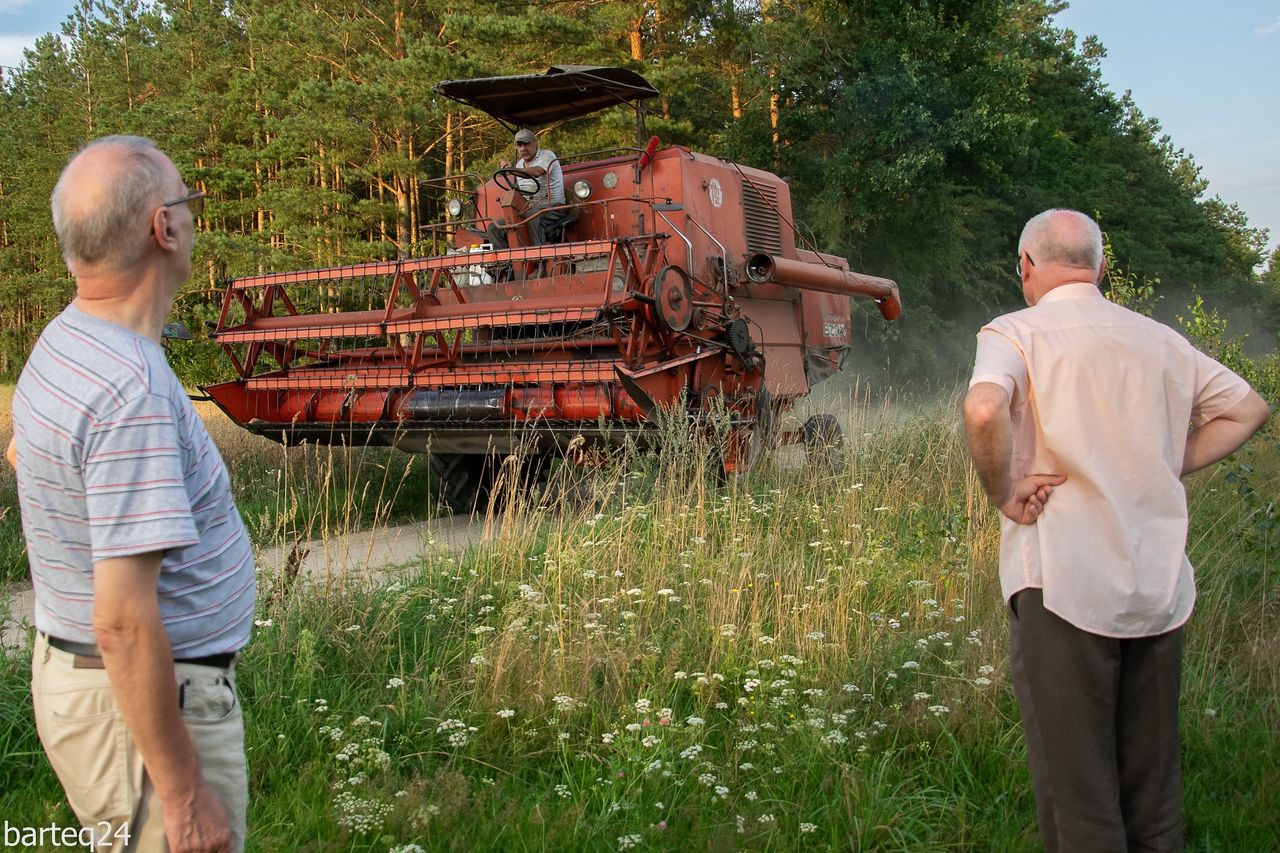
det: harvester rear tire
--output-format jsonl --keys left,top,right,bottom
{"left": 802, "top": 414, "right": 846, "bottom": 471}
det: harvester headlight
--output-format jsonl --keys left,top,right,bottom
{"left": 572, "top": 180, "right": 592, "bottom": 200}
{"left": 446, "top": 198, "right": 463, "bottom": 218}
{"left": 603, "top": 171, "right": 618, "bottom": 189}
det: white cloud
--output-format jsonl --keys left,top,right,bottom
{"left": 1257, "top": 15, "right": 1280, "bottom": 36}
{"left": 0, "top": 0, "right": 35, "bottom": 14}
{"left": 0, "top": 34, "right": 37, "bottom": 69}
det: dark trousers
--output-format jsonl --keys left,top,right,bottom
{"left": 1009, "top": 589, "right": 1184, "bottom": 853}
{"left": 486, "top": 205, "right": 570, "bottom": 249}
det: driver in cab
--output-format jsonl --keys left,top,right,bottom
{"left": 487, "top": 127, "right": 568, "bottom": 248}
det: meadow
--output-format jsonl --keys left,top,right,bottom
{"left": 1, "top": 387, "right": 1276, "bottom": 852}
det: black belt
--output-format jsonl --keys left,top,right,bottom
{"left": 44, "top": 634, "right": 237, "bottom": 670}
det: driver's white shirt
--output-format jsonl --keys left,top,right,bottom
{"left": 517, "top": 148, "right": 564, "bottom": 207}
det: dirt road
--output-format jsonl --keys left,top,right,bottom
{"left": 1, "top": 514, "right": 486, "bottom": 651}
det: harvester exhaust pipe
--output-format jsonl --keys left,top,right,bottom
{"left": 745, "top": 253, "right": 902, "bottom": 321}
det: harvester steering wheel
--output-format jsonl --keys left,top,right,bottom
{"left": 493, "top": 167, "right": 541, "bottom": 197}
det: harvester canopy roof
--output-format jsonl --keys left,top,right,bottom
{"left": 433, "top": 65, "right": 659, "bottom": 127}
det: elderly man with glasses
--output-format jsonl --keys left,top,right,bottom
{"left": 10, "top": 136, "right": 255, "bottom": 852}
{"left": 963, "top": 208, "right": 1269, "bottom": 851}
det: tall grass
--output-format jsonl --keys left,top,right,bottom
{"left": 0, "top": 391, "right": 439, "bottom": 586}
{"left": 1, "top": 390, "right": 1276, "bottom": 851}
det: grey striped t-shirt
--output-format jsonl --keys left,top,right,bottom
{"left": 13, "top": 303, "right": 255, "bottom": 656}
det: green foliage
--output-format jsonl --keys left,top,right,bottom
{"left": 1179, "top": 294, "right": 1280, "bottom": 405}
{"left": 0, "top": 0, "right": 1272, "bottom": 386}
{"left": 1101, "top": 225, "right": 1158, "bottom": 317}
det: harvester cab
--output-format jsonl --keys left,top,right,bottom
{"left": 202, "top": 66, "right": 902, "bottom": 513}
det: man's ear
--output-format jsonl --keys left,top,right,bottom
{"left": 151, "top": 206, "right": 177, "bottom": 251}
{"left": 1096, "top": 257, "right": 1108, "bottom": 285}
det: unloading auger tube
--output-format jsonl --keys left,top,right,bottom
{"left": 744, "top": 253, "right": 903, "bottom": 321}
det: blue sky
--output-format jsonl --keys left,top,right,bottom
{"left": 2, "top": 0, "right": 1277, "bottom": 256}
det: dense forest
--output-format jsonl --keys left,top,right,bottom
{"left": 1, "top": 0, "right": 1276, "bottom": 385}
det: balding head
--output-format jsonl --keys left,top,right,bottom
{"left": 1018, "top": 209, "right": 1104, "bottom": 274}
{"left": 51, "top": 135, "right": 179, "bottom": 274}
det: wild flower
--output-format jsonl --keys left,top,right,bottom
{"left": 680, "top": 744, "right": 703, "bottom": 760}
{"left": 496, "top": 708, "right": 515, "bottom": 718}
{"left": 928, "top": 705, "right": 951, "bottom": 716}
{"left": 902, "top": 660, "right": 920, "bottom": 670}
{"left": 913, "top": 692, "right": 931, "bottom": 701}
{"left": 685, "top": 716, "right": 706, "bottom": 727}
{"left": 551, "top": 694, "right": 578, "bottom": 712}
{"left": 975, "top": 677, "right": 992, "bottom": 686}
{"left": 800, "top": 823, "right": 817, "bottom": 834}
{"left": 978, "top": 664, "right": 995, "bottom": 675}
{"left": 385, "top": 677, "right": 404, "bottom": 689}
{"left": 758, "top": 813, "right": 776, "bottom": 824}
{"left": 617, "top": 833, "right": 643, "bottom": 850}
{"left": 254, "top": 618, "right": 274, "bottom": 628}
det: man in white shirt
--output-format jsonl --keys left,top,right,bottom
{"left": 486, "top": 128, "right": 568, "bottom": 249}
{"left": 963, "top": 208, "right": 1269, "bottom": 852}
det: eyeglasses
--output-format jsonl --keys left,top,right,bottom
{"left": 161, "top": 189, "right": 205, "bottom": 217}
{"left": 1016, "top": 251, "right": 1036, "bottom": 278}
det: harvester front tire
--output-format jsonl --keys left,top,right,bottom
{"left": 428, "top": 452, "right": 551, "bottom": 515}
{"left": 428, "top": 453, "right": 492, "bottom": 515}
{"left": 802, "top": 414, "right": 846, "bottom": 471}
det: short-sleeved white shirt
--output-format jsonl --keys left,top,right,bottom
{"left": 517, "top": 147, "right": 564, "bottom": 207}
{"left": 13, "top": 304, "right": 255, "bottom": 656}
{"left": 970, "top": 283, "right": 1250, "bottom": 637}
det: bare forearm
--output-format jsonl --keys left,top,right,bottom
{"left": 94, "top": 558, "right": 204, "bottom": 807}
{"left": 967, "top": 424, "right": 1012, "bottom": 503}
{"left": 1183, "top": 390, "right": 1270, "bottom": 476}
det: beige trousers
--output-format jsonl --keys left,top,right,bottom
{"left": 30, "top": 633, "right": 248, "bottom": 852}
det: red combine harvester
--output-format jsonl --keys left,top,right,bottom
{"left": 202, "top": 66, "right": 902, "bottom": 511}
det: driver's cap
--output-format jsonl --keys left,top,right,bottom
{"left": 514, "top": 128, "right": 537, "bottom": 144}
